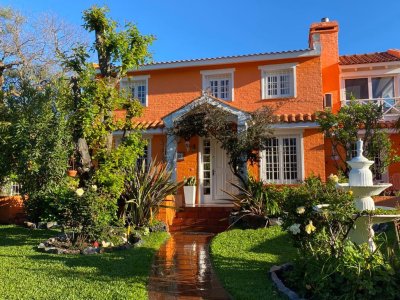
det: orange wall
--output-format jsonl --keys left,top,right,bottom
{"left": 176, "top": 136, "right": 199, "bottom": 204}
{"left": 388, "top": 133, "right": 400, "bottom": 179}
{"left": 0, "top": 196, "right": 24, "bottom": 224}
{"left": 128, "top": 56, "right": 324, "bottom": 122}
{"left": 151, "top": 134, "right": 166, "bottom": 161}
{"left": 303, "top": 129, "right": 326, "bottom": 179}
{"left": 309, "top": 21, "right": 340, "bottom": 112}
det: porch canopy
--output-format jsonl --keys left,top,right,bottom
{"left": 162, "top": 93, "right": 250, "bottom": 181}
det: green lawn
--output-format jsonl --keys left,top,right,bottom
{"left": 0, "top": 225, "right": 169, "bottom": 300}
{"left": 210, "top": 226, "right": 297, "bottom": 300}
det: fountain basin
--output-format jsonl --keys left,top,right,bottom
{"left": 336, "top": 183, "right": 392, "bottom": 211}
{"left": 349, "top": 211, "right": 400, "bottom": 249}
{"left": 336, "top": 183, "right": 392, "bottom": 197}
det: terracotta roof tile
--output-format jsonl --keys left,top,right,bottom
{"left": 339, "top": 51, "right": 400, "bottom": 65}
{"left": 274, "top": 113, "right": 318, "bottom": 123}
{"left": 130, "top": 115, "right": 398, "bottom": 130}
{"left": 132, "top": 120, "right": 165, "bottom": 129}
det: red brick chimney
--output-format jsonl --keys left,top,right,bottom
{"left": 309, "top": 18, "right": 341, "bottom": 112}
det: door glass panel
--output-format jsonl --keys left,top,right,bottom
{"left": 265, "top": 138, "right": 280, "bottom": 181}
{"left": 203, "top": 139, "right": 211, "bottom": 195}
{"left": 282, "top": 138, "right": 298, "bottom": 182}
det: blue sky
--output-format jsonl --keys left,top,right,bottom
{"left": 2, "top": 0, "right": 400, "bottom": 62}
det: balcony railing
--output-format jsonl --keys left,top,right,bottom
{"left": 341, "top": 97, "right": 400, "bottom": 118}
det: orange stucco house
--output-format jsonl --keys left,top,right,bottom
{"left": 114, "top": 19, "right": 338, "bottom": 211}
{"left": 3, "top": 18, "right": 400, "bottom": 228}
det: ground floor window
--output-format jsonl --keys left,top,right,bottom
{"left": 261, "top": 135, "right": 301, "bottom": 184}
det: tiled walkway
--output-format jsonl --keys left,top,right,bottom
{"left": 148, "top": 233, "right": 231, "bottom": 300}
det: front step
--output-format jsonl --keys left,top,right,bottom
{"left": 169, "top": 207, "right": 231, "bottom": 233}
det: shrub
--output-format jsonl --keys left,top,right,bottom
{"left": 286, "top": 241, "right": 400, "bottom": 299}
{"left": 120, "top": 160, "right": 183, "bottom": 227}
{"left": 27, "top": 178, "right": 120, "bottom": 242}
{"left": 281, "top": 176, "right": 400, "bottom": 299}
{"left": 227, "top": 177, "right": 283, "bottom": 217}
{"left": 281, "top": 176, "right": 355, "bottom": 251}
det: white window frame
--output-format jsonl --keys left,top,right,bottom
{"left": 341, "top": 74, "right": 400, "bottom": 101}
{"left": 259, "top": 63, "right": 297, "bottom": 99}
{"left": 120, "top": 75, "right": 150, "bottom": 106}
{"left": 260, "top": 133, "right": 304, "bottom": 184}
{"left": 113, "top": 135, "right": 152, "bottom": 167}
{"left": 200, "top": 68, "right": 235, "bottom": 101}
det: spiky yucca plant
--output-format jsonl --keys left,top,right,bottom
{"left": 121, "top": 160, "right": 183, "bottom": 227}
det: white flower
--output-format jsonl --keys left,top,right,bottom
{"left": 328, "top": 174, "right": 339, "bottom": 183}
{"left": 296, "top": 206, "right": 305, "bottom": 215}
{"left": 75, "top": 188, "right": 84, "bottom": 197}
{"left": 288, "top": 223, "right": 301, "bottom": 235}
{"left": 91, "top": 185, "right": 98, "bottom": 192}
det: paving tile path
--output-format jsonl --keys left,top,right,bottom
{"left": 148, "top": 232, "right": 231, "bottom": 300}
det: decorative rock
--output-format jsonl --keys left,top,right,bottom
{"left": 81, "top": 247, "right": 99, "bottom": 255}
{"left": 269, "top": 218, "right": 283, "bottom": 226}
{"left": 45, "top": 247, "right": 66, "bottom": 255}
{"left": 56, "top": 233, "right": 71, "bottom": 243}
{"left": 46, "top": 222, "right": 58, "bottom": 229}
{"left": 38, "top": 222, "right": 47, "bottom": 229}
{"left": 24, "top": 221, "right": 37, "bottom": 229}
{"left": 149, "top": 221, "right": 167, "bottom": 232}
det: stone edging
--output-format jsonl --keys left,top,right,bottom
{"left": 269, "top": 263, "right": 304, "bottom": 300}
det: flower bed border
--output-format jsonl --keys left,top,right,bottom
{"left": 269, "top": 263, "right": 304, "bottom": 300}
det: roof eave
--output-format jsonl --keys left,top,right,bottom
{"left": 135, "top": 49, "right": 320, "bottom": 71}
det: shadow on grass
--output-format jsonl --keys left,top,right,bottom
{"left": 210, "top": 228, "right": 297, "bottom": 300}
{"left": 249, "top": 232, "right": 295, "bottom": 255}
{"left": 0, "top": 225, "right": 163, "bottom": 282}
{"left": 211, "top": 252, "right": 288, "bottom": 299}
{"left": 0, "top": 225, "right": 58, "bottom": 247}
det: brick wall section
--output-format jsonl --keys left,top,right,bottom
{"left": 388, "top": 134, "right": 400, "bottom": 181}
{"left": 309, "top": 21, "right": 340, "bottom": 112}
{"left": 127, "top": 56, "right": 323, "bottom": 122}
{"left": 0, "top": 196, "right": 24, "bottom": 224}
{"left": 176, "top": 136, "right": 199, "bottom": 205}
{"left": 303, "top": 129, "right": 326, "bottom": 179}
{"left": 151, "top": 134, "right": 166, "bottom": 161}
{"left": 156, "top": 195, "right": 176, "bottom": 227}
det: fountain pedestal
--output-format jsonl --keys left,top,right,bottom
{"left": 336, "top": 139, "right": 398, "bottom": 251}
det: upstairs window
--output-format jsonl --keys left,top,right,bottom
{"left": 259, "top": 63, "right": 297, "bottom": 99}
{"left": 344, "top": 76, "right": 395, "bottom": 100}
{"left": 131, "top": 80, "right": 147, "bottom": 105}
{"left": 120, "top": 75, "right": 150, "bottom": 106}
{"left": 201, "top": 69, "right": 235, "bottom": 101}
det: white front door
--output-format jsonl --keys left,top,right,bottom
{"left": 201, "top": 138, "right": 237, "bottom": 203}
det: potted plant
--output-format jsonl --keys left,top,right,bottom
{"left": 67, "top": 156, "right": 77, "bottom": 177}
{"left": 183, "top": 176, "right": 196, "bottom": 207}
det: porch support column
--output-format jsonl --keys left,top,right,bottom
{"left": 166, "top": 133, "right": 177, "bottom": 181}
{"left": 164, "top": 117, "right": 178, "bottom": 181}
{"left": 237, "top": 114, "right": 248, "bottom": 184}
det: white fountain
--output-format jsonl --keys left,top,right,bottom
{"left": 336, "top": 139, "right": 400, "bottom": 251}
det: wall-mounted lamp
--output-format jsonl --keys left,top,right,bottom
{"left": 185, "top": 140, "right": 190, "bottom": 152}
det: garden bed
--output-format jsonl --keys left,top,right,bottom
{"left": 0, "top": 225, "right": 169, "bottom": 299}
